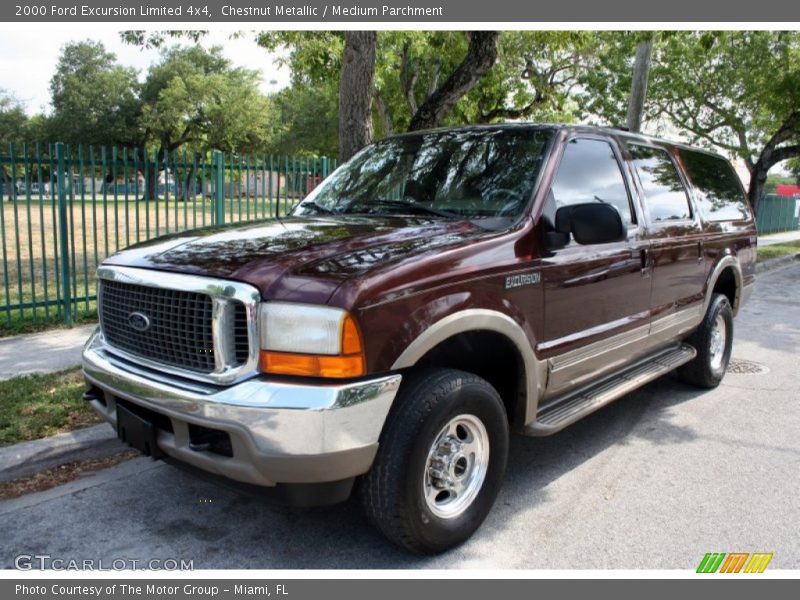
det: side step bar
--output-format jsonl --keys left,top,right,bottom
{"left": 525, "top": 343, "right": 697, "bottom": 436}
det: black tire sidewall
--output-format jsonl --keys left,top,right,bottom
{"left": 400, "top": 377, "right": 509, "bottom": 552}
{"left": 706, "top": 295, "right": 734, "bottom": 381}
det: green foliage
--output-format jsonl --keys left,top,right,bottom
{"left": 466, "top": 31, "right": 599, "bottom": 125}
{"left": 141, "top": 45, "right": 273, "bottom": 154}
{"left": 786, "top": 158, "right": 800, "bottom": 183}
{"left": 649, "top": 33, "right": 800, "bottom": 167}
{"left": 49, "top": 41, "right": 142, "bottom": 146}
{"left": 260, "top": 31, "right": 599, "bottom": 147}
{"left": 0, "top": 90, "right": 30, "bottom": 147}
{"left": 267, "top": 83, "right": 339, "bottom": 157}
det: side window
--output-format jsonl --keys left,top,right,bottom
{"left": 628, "top": 144, "right": 692, "bottom": 223}
{"left": 548, "top": 138, "right": 634, "bottom": 231}
{"left": 677, "top": 149, "right": 751, "bottom": 221}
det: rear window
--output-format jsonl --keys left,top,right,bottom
{"left": 628, "top": 144, "right": 692, "bottom": 223}
{"left": 677, "top": 149, "right": 751, "bottom": 222}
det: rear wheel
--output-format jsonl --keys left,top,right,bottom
{"left": 360, "top": 368, "right": 509, "bottom": 554}
{"left": 679, "top": 294, "right": 734, "bottom": 388}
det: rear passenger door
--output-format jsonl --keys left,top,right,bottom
{"left": 625, "top": 143, "right": 706, "bottom": 343}
{"left": 539, "top": 136, "right": 652, "bottom": 397}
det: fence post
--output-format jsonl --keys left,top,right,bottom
{"left": 56, "top": 142, "right": 72, "bottom": 325}
{"left": 213, "top": 151, "right": 225, "bottom": 225}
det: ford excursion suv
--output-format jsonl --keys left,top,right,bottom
{"left": 82, "top": 124, "right": 756, "bottom": 553}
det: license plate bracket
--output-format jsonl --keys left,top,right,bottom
{"left": 116, "top": 403, "right": 163, "bottom": 458}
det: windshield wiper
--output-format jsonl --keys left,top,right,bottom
{"left": 296, "top": 200, "right": 336, "bottom": 215}
{"left": 352, "top": 199, "right": 460, "bottom": 220}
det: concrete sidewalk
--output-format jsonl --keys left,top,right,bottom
{"left": 0, "top": 323, "right": 96, "bottom": 381}
{"left": 759, "top": 229, "right": 800, "bottom": 246}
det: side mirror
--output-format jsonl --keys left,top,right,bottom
{"left": 554, "top": 202, "right": 627, "bottom": 245}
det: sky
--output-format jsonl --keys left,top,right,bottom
{"left": 0, "top": 28, "right": 290, "bottom": 115}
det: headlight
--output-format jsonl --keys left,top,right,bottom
{"left": 258, "top": 303, "right": 365, "bottom": 378}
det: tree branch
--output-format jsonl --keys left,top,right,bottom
{"left": 408, "top": 32, "right": 500, "bottom": 132}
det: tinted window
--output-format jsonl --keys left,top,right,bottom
{"left": 295, "top": 129, "right": 551, "bottom": 225}
{"left": 628, "top": 144, "right": 692, "bottom": 222}
{"left": 548, "top": 138, "right": 633, "bottom": 225}
{"left": 678, "top": 149, "right": 751, "bottom": 221}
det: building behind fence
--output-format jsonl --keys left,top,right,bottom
{"left": 0, "top": 142, "right": 336, "bottom": 330}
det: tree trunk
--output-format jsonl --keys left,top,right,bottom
{"left": 408, "top": 32, "right": 500, "bottom": 132}
{"left": 748, "top": 167, "right": 766, "bottom": 217}
{"left": 339, "top": 31, "right": 377, "bottom": 162}
{"left": 373, "top": 90, "right": 394, "bottom": 137}
{"left": 626, "top": 35, "right": 654, "bottom": 133}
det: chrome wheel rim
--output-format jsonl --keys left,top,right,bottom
{"left": 423, "top": 414, "right": 489, "bottom": 519}
{"left": 709, "top": 314, "right": 727, "bottom": 371}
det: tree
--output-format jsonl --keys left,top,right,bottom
{"left": 339, "top": 32, "right": 376, "bottom": 161}
{"left": 49, "top": 41, "right": 142, "bottom": 146}
{"left": 0, "top": 90, "right": 29, "bottom": 147}
{"left": 408, "top": 32, "right": 500, "bottom": 131}
{"left": 269, "top": 84, "right": 339, "bottom": 157}
{"left": 139, "top": 45, "right": 273, "bottom": 197}
{"left": 141, "top": 31, "right": 505, "bottom": 157}
{"left": 626, "top": 33, "right": 654, "bottom": 132}
{"left": 645, "top": 32, "right": 800, "bottom": 213}
{"left": 783, "top": 158, "right": 800, "bottom": 185}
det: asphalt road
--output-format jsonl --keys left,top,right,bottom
{"left": 2, "top": 264, "right": 799, "bottom": 570}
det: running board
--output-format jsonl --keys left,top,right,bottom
{"left": 525, "top": 344, "right": 697, "bottom": 436}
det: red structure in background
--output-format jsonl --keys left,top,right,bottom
{"left": 776, "top": 184, "right": 800, "bottom": 197}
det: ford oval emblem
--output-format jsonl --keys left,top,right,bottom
{"left": 128, "top": 311, "right": 151, "bottom": 332}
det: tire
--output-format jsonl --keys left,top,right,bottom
{"left": 360, "top": 368, "right": 509, "bottom": 554}
{"left": 678, "top": 294, "right": 734, "bottom": 388}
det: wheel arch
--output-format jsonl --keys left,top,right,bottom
{"left": 390, "top": 309, "right": 546, "bottom": 428}
{"left": 703, "top": 255, "right": 744, "bottom": 317}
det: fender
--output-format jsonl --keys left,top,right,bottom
{"left": 390, "top": 309, "right": 547, "bottom": 425}
{"left": 702, "top": 254, "right": 744, "bottom": 317}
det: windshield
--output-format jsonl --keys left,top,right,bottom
{"left": 294, "top": 128, "right": 552, "bottom": 226}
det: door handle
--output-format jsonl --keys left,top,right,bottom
{"left": 640, "top": 248, "right": 650, "bottom": 276}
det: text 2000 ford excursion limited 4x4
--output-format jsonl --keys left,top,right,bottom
{"left": 82, "top": 124, "right": 756, "bottom": 553}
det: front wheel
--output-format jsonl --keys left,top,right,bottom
{"left": 679, "top": 293, "right": 734, "bottom": 388}
{"left": 360, "top": 368, "right": 509, "bottom": 554}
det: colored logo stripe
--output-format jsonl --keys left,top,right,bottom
{"left": 697, "top": 552, "right": 773, "bottom": 573}
{"left": 719, "top": 553, "right": 749, "bottom": 573}
{"left": 744, "top": 553, "right": 773, "bottom": 573}
{"left": 697, "top": 553, "right": 726, "bottom": 573}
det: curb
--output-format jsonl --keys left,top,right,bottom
{"left": 0, "top": 423, "right": 126, "bottom": 485}
{"left": 755, "top": 253, "right": 800, "bottom": 274}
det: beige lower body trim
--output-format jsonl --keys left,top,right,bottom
{"left": 544, "top": 304, "right": 704, "bottom": 399}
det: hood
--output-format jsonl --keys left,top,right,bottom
{"left": 104, "top": 215, "right": 490, "bottom": 304}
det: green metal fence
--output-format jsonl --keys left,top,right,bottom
{"left": 757, "top": 194, "right": 800, "bottom": 235}
{"left": 0, "top": 143, "right": 336, "bottom": 331}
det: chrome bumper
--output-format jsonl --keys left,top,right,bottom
{"left": 82, "top": 329, "right": 401, "bottom": 487}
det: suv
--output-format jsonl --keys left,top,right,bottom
{"left": 82, "top": 125, "right": 756, "bottom": 553}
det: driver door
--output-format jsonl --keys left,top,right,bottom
{"left": 538, "top": 135, "right": 653, "bottom": 398}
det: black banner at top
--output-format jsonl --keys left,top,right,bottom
{"left": 2, "top": 0, "right": 799, "bottom": 22}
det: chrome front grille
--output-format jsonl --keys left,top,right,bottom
{"left": 99, "top": 279, "right": 217, "bottom": 373}
{"left": 96, "top": 266, "right": 261, "bottom": 384}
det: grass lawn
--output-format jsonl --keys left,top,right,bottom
{"left": 757, "top": 240, "right": 800, "bottom": 262}
{"left": 0, "top": 367, "right": 101, "bottom": 447}
{"left": 1, "top": 194, "right": 298, "bottom": 335}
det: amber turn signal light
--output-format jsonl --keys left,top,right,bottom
{"left": 259, "top": 313, "right": 366, "bottom": 378}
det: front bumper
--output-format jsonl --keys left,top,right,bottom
{"left": 82, "top": 328, "right": 401, "bottom": 493}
